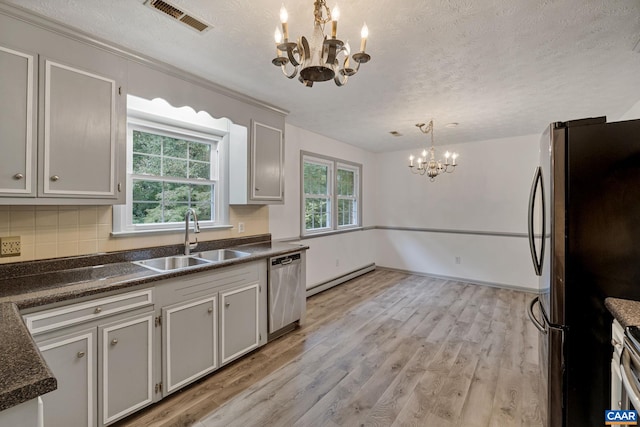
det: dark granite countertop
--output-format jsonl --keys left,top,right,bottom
{"left": 0, "top": 303, "right": 56, "bottom": 412}
{"left": 605, "top": 297, "right": 640, "bottom": 328}
{"left": 0, "top": 236, "right": 307, "bottom": 412}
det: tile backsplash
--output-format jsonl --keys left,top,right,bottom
{"left": 0, "top": 205, "right": 269, "bottom": 264}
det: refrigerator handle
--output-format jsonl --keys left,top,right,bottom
{"left": 527, "top": 166, "right": 545, "bottom": 276}
{"left": 527, "top": 296, "right": 548, "bottom": 334}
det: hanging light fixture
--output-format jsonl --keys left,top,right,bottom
{"left": 408, "top": 120, "right": 459, "bottom": 181}
{"left": 272, "top": 1, "right": 370, "bottom": 87}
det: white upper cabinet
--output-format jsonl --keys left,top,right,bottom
{"left": 0, "top": 15, "right": 125, "bottom": 205}
{"left": 230, "top": 120, "right": 284, "bottom": 205}
{"left": 40, "top": 59, "right": 118, "bottom": 199}
{"left": 0, "top": 45, "right": 36, "bottom": 197}
{"left": 251, "top": 121, "right": 284, "bottom": 202}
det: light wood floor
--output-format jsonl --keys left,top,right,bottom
{"left": 116, "top": 269, "right": 543, "bottom": 427}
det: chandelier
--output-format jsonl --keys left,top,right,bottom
{"left": 408, "top": 120, "right": 459, "bottom": 181}
{"left": 272, "top": 1, "right": 370, "bottom": 87}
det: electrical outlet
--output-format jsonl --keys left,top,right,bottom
{"left": 1, "top": 236, "right": 21, "bottom": 257}
{"left": 336, "top": 259, "right": 340, "bottom": 267}
{"left": 238, "top": 222, "right": 245, "bottom": 233}
{"left": 455, "top": 256, "right": 461, "bottom": 264}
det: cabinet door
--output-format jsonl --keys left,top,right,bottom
{"left": 251, "top": 121, "right": 283, "bottom": 202}
{"left": 220, "top": 283, "right": 260, "bottom": 364}
{"left": 99, "top": 314, "right": 153, "bottom": 426}
{"left": 0, "top": 45, "right": 36, "bottom": 196}
{"left": 41, "top": 59, "right": 118, "bottom": 199}
{"left": 163, "top": 296, "right": 217, "bottom": 394}
{"left": 37, "top": 329, "right": 97, "bottom": 427}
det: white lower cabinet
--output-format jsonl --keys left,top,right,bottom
{"left": 25, "top": 289, "right": 155, "bottom": 427}
{"left": 37, "top": 329, "right": 97, "bottom": 427}
{"left": 220, "top": 283, "right": 260, "bottom": 365}
{"left": 99, "top": 314, "right": 154, "bottom": 425}
{"left": 24, "top": 261, "right": 272, "bottom": 426}
{"left": 163, "top": 296, "right": 217, "bottom": 394}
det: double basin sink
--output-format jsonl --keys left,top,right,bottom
{"left": 133, "top": 249, "right": 251, "bottom": 273}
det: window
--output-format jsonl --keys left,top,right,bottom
{"left": 113, "top": 96, "right": 231, "bottom": 234}
{"left": 302, "top": 152, "right": 361, "bottom": 236}
{"left": 130, "top": 125, "right": 217, "bottom": 225}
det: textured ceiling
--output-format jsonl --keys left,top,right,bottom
{"left": 4, "top": 0, "right": 640, "bottom": 151}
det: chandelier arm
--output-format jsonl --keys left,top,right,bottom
{"left": 286, "top": 46, "right": 301, "bottom": 67}
{"left": 334, "top": 72, "right": 347, "bottom": 86}
{"left": 281, "top": 63, "right": 298, "bottom": 79}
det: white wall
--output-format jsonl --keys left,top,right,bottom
{"left": 373, "top": 134, "right": 541, "bottom": 290}
{"left": 271, "top": 126, "right": 541, "bottom": 291}
{"left": 269, "top": 124, "right": 377, "bottom": 289}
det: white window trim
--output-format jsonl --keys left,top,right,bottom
{"left": 301, "top": 151, "right": 362, "bottom": 237}
{"left": 113, "top": 96, "right": 232, "bottom": 236}
{"left": 336, "top": 162, "right": 360, "bottom": 229}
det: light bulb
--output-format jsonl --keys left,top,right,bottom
{"left": 331, "top": 4, "right": 340, "bottom": 38}
{"left": 280, "top": 4, "right": 288, "bottom": 23}
{"left": 361, "top": 23, "right": 369, "bottom": 39}
{"left": 444, "top": 151, "right": 450, "bottom": 158}
{"left": 422, "top": 149, "right": 427, "bottom": 158}
{"left": 332, "top": 5, "right": 340, "bottom": 21}
{"left": 274, "top": 27, "right": 282, "bottom": 44}
{"left": 360, "top": 23, "right": 368, "bottom": 52}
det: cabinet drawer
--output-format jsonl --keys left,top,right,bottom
{"left": 24, "top": 289, "right": 153, "bottom": 335}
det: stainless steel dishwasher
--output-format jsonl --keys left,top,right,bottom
{"left": 268, "top": 252, "right": 304, "bottom": 340}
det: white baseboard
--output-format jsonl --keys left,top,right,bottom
{"left": 306, "top": 263, "right": 376, "bottom": 297}
{"left": 375, "top": 266, "right": 540, "bottom": 294}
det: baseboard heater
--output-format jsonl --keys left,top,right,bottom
{"left": 306, "top": 263, "right": 376, "bottom": 297}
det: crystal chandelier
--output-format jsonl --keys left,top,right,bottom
{"left": 272, "top": 1, "right": 370, "bottom": 87}
{"left": 408, "top": 121, "right": 459, "bottom": 181}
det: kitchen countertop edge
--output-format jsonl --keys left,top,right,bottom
{"left": 0, "top": 302, "right": 56, "bottom": 412}
{"left": 0, "top": 241, "right": 307, "bottom": 413}
{"left": 605, "top": 297, "right": 640, "bottom": 328}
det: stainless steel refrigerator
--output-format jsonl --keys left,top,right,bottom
{"left": 527, "top": 117, "right": 640, "bottom": 427}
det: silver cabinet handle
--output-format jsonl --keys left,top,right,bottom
{"left": 208, "top": 307, "right": 214, "bottom": 313}
{"left": 13, "top": 173, "right": 24, "bottom": 180}
{"left": 77, "top": 351, "right": 86, "bottom": 358}
{"left": 94, "top": 307, "right": 102, "bottom": 314}
{"left": 111, "top": 339, "right": 118, "bottom": 345}
{"left": 50, "top": 175, "right": 60, "bottom": 181}
{"left": 255, "top": 187, "right": 260, "bottom": 191}
{"left": 225, "top": 302, "right": 230, "bottom": 308}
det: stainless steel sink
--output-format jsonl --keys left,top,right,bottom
{"left": 191, "top": 249, "right": 251, "bottom": 262}
{"left": 133, "top": 255, "right": 212, "bottom": 272}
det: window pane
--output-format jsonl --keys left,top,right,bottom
{"left": 193, "top": 203, "right": 212, "bottom": 221}
{"left": 133, "top": 131, "right": 161, "bottom": 155}
{"left": 132, "top": 180, "right": 162, "bottom": 202}
{"left": 189, "top": 161, "right": 210, "bottom": 180}
{"left": 163, "top": 158, "right": 188, "bottom": 178}
{"left": 164, "top": 182, "right": 190, "bottom": 203}
{"left": 163, "top": 138, "right": 188, "bottom": 159}
{"left": 338, "top": 198, "right": 357, "bottom": 226}
{"left": 133, "top": 154, "right": 161, "bottom": 175}
{"left": 191, "top": 184, "right": 213, "bottom": 203}
{"left": 132, "top": 202, "right": 160, "bottom": 224}
{"left": 304, "top": 162, "right": 328, "bottom": 195}
{"left": 163, "top": 203, "right": 190, "bottom": 223}
{"left": 305, "top": 198, "right": 331, "bottom": 230}
{"left": 189, "top": 142, "right": 211, "bottom": 162}
{"left": 337, "top": 169, "right": 355, "bottom": 196}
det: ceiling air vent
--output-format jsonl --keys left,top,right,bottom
{"left": 145, "top": 0, "right": 212, "bottom": 33}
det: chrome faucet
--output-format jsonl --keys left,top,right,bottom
{"left": 184, "top": 208, "right": 200, "bottom": 255}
